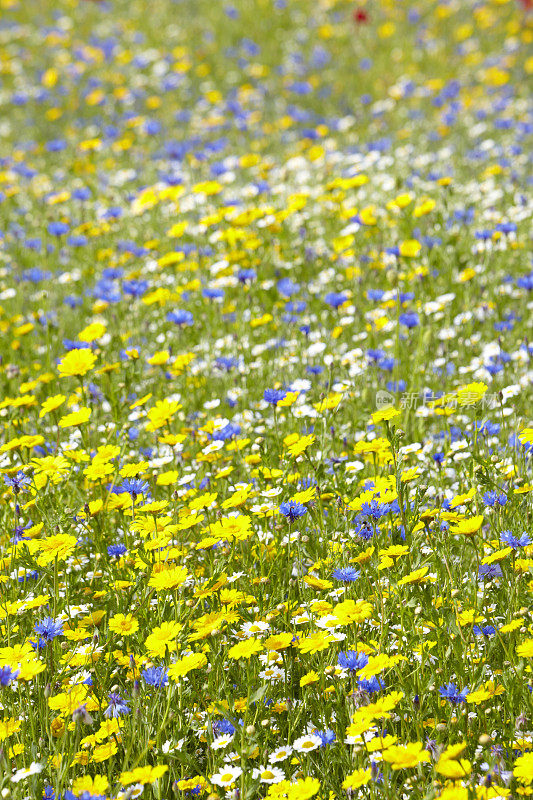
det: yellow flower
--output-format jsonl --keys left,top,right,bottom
{"left": 436, "top": 757, "right": 471, "bottom": 778}
{"left": 92, "top": 740, "right": 118, "bottom": 763}
{"left": 0, "top": 642, "right": 34, "bottom": 669}
{"left": 438, "top": 787, "right": 469, "bottom": 800}
{"left": 413, "top": 198, "right": 436, "bottom": 217}
{"left": 332, "top": 598, "right": 373, "bottom": 626}
{"left": 210, "top": 515, "right": 252, "bottom": 542}
{"left": 296, "top": 631, "right": 334, "bottom": 655}
{"left": 72, "top": 775, "right": 109, "bottom": 796}
{"left": 286, "top": 434, "right": 315, "bottom": 457}
{"left": 148, "top": 565, "right": 188, "bottom": 591}
{"left": 300, "top": 670, "right": 319, "bottom": 687}
{"left": 371, "top": 406, "right": 401, "bottom": 425}
{"left": 286, "top": 777, "right": 320, "bottom": 800}
{"left": 449, "top": 515, "right": 484, "bottom": 536}
{"left": 34, "top": 533, "right": 77, "bottom": 566}
{"left": 57, "top": 349, "right": 97, "bottom": 377}
{"left": 145, "top": 621, "right": 182, "bottom": 657}
{"left": 48, "top": 684, "right": 88, "bottom": 716}
{"left": 78, "top": 322, "right": 106, "bottom": 342}
{"left": 0, "top": 717, "right": 22, "bottom": 742}
{"left": 357, "top": 653, "right": 395, "bottom": 679}
{"left": 455, "top": 382, "right": 488, "bottom": 406}
{"left": 514, "top": 751, "right": 533, "bottom": 784}
{"left": 516, "top": 639, "right": 533, "bottom": 658}
{"left": 31, "top": 455, "right": 70, "bottom": 488}
{"left": 518, "top": 428, "right": 533, "bottom": 446}
{"left": 382, "top": 741, "right": 430, "bottom": 769}
{"left": 145, "top": 399, "right": 182, "bottom": 431}
{"left": 168, "top": 652, "right": 207, "bottom": 680}
{"left": 264, "top": 633, "right": 294, "bottom": 652}
{"left": 313, "top": 393, "right": 342, "bottom": 413}
{"left": 367, "top": 735, "right": 398, "bottom": 752}
{"left": 228, "top": 638, "right": 263, "bottom": 660}
{"left": 398, "top": 567, "right": 430, "bottom": 586}
{"left": 399, "top": 239, "right": 422, "bottom": 257}
{"left": 58, "top": 407, "right": 92, "bottom": 428}
{"left": 342, "top": 768, "right": 371, "bottom": 790}
{"left": 39, "top": 394, "right": 66, "bottom": 418}
{"left": 120, "top": 765, "right": 168, "bottom": 786}
{"left": 108, "top": 614, "right": 139, "bottom": 637}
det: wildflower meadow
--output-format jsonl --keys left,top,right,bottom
{"left": 0, "top": 0, "right": 532, "bottom": 798}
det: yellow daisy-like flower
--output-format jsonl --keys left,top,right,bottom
{"left": 78, "top": 322, "right": 106, "bottom": 342}
{"left": 516, "top": 638, "right": 533, "bottom": 659}
{"left": 39, "top": 394, "right": 66, "bottom": 418}
{"left": 120, "top": 765, "right": 168, "bottom": 786}
{"left": 167, "top": 652, "right": 207, "bottom": 680}
{"left": 34, "top": 533, "right": 77, "bottom": 566}
{"left": 58, "top": 407, "right": 92, "bottom": 428}
{"left": 342, "top": 768, "right": 371, "bottom": 790}
{"left": 513, "top": 751, "right": 533, "bottom": 784}
{"left": 455, "top": 381, "right": 488, "bottom": 406}
{"left": 148, "top": 565, "right": 189, "bottom": 591}
{"left": 108, "top": 614, "right": 139, "bottom": 637}
{"left": 449, "top": 515, "right": 484, "bottom": 536}
{"left": 57, "top": 349, "right": 97, "bottom": 377}
{"left": 382, "top": 741, "right": 430, "bottom": 770}
{"left": 72, "top": 776, "right": 108, "bottom": 796}
{"left": 145, "top": 621, "right": 182, "bottom": 657}
{"left": 228, "top": 638, "right": 263, "bottom": 660}
{"left": 296, "top": 631, "right": 334, "bottom": 655}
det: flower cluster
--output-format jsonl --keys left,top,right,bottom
{"left": 0, "top": 0, "right": 531, "bottom": 798}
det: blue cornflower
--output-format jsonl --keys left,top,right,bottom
{"left": 332, "top": 567, "right": 360, "bottom": 582}
{"left": 324, "top": 291, "right": 347, "bottom": 309}
{"left": 167, "top": 309, "right": 193, "bottom": 326}
{"left": 237, "top": 268, "right": 256, "bottom": 283}
{"left": 211, "top": 423, "right": 240, "bottom": 441}
{"left": 104, "top": 692, "right": 130, "bottom": 718}
{"left": 43, "top": 787, "right": 55, "bottom": 800}
{"left": 439, "top": 682, "right": 469, "bottom": 704}
{"left": 277, "top": 278, "right": 300, "bottom": 297}
{"left": 316, "top": 728, "right": 336, "bottom": 746}
{"left": 358, "top": 676, "right": 385, "bottom": 693}
{"left": 338, "top": 651, "right": 369, "bottom": 672}
{"left": 142, "top": 666, "right": 168, "bottom": 688}
{"left": 123, "top": 279, "right": 148, "bottom": 297}
{"left": 478, "top": 564, "right": 503, "bottom": 581}
{"left": 263, "top": 388, "right": 287, "bottom": 406}
{"left": 215, "top": 718, "right": 236, "bottom": 735}
{"left": 34, "top": 617, "right": 63, "bottom": 643}
{"left": 360, "top": 499, "right": 388, "bottom": 520}
{"left": 202, "top": 287, "right": 224, "bottom": 300}
{"left": 119, "top": 478, "right": 149, "bottom": 498}
{"left": 399, "top": 311, "right": 419, "bottom": 328}
{"left": 0, "top": 665, "right": 19, "bottom": 687}
{"left": 215, "top": 356, "right": 238, "bottom": 371}
{"left": 279, "top": 500, "right": 307, "bottom": 523}
{"left": 353, "top": 520, "right": 374, "bottom": 540}
{"left": 500, "top": 530, "right": 530, "bottom": 549}
{"left": 483, "top": 490, "right": 507, "bottom": 508}
{"left": 47, "top": 221, "right": 69, "bottom": 236}
{"left": 3, "top": 471, "right": 31, "bottom": 494}
{"left": 473, "top": 625, "right": 496, "bottom": 638}
{"left": 107, "top": 543, "right": 127, "bottom": 558}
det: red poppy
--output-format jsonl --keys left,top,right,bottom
{"left": 353, "top": 7, "right": 369, "bottom": 23}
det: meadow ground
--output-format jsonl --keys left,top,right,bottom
{"left": 0, "top": 0, "right": 532, "bottom": 798}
